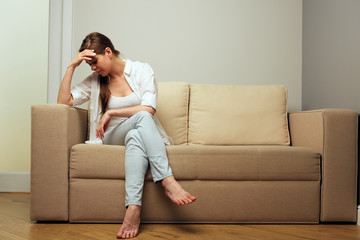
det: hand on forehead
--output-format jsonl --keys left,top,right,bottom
{"left": 85, "top": 55, "right": 97, "bottom": 65}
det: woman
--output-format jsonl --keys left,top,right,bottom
{"left": 57, "top": 32, "right": 196, "bottom": 239}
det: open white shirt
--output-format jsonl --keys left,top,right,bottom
{"left": 70, "top": 58, "right": 173, "bottom": 145}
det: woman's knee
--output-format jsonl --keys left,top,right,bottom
{"left": 125, "top": 129, "right": 141, "bottom": 145}
{"left": 134, "top": 110, "right": 153, "bottom": 121}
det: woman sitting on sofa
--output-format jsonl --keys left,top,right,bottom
{"left": 57, "top": 32, "right": 196, "bottom": 239}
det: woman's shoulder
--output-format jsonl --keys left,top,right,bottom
{"left": 80, "top": 72, "right": 99, "bottom": 85}
{"left": 86, "top": 72, "right": 99, "bottom": 81}
{"left": 125, "top": 58, "right": 154, "bottom": 73}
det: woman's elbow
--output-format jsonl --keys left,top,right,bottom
{"left": 57, "top": 97, "right": 73, "bottom": 106}
{"left": 145, "top": 106, "right": 156, "bottom": 115}
{"left": 57, "top": 95, "right": 74, "bottom": 106}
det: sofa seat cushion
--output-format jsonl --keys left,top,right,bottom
{"left": 70, "top": 144, "right": 320, "bottom": 181}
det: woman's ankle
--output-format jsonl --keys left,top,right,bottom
{"left": 161, "top": 175, "right": 176, "bottom": 187}
{"left": 127, "top": 205, "right": 141, "bottom": 211}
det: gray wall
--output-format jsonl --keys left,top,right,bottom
{"left": 71, "top": 0, "right": 302, "bottom": 112}
{"left": 303, "top": 0, "right": 360, "bottom": 112}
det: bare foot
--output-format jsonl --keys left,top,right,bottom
{"left": 116, "top": 205, "right": 141, "bottom": 239}
{"left": 162, "top": 176, "right": 197, "bottom": 205}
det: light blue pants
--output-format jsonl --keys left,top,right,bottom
{"left": 102, "top": 111, "right": 173, "bottom": 207}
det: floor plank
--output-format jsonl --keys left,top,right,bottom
{"left": 0, "top": 193, "right": 359, "bottom": 240}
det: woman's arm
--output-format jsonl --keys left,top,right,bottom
{"left": 57, "top": 66, "right": 75, "bottom": 105}
{"left": 96, "top": 105, "right": 155, "bottom": 139}
{"left": 57, "top": 49, "right": 96, "bottom": 105}
{"left": 108, "top": 105, "right": 155, "bottom": 117}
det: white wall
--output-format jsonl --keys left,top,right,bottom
{"left": 303, "top": 0, "right": 360, "bottom": 112}
{"left": 0, "top": 0, "right": 49, "bottom": 172}
{"left": 71, "top": 0, "right": 302, "bottom": 112}
{"left": 0, "top": 0, "right": 302, "bottom": 175}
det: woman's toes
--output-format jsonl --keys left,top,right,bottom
{"left": 117, "top": 229, "right": 124, "bottom": 238}
{"left": 186, "top": 193, "right": 196, "bottom": 202}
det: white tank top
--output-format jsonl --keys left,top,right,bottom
{"left": 106, "top": 92, "right": 141, "bottom": 131}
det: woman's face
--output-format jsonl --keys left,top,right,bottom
{"left": 86, "top": 48, "right": 112, "bottom": 77}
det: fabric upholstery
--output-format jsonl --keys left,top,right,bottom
{"left": 70, "top": 144, "right": 320, "bottom": 181}
{"left": 188, "top": 84, "right": 290, "bottom": 145}
{"left": 156, "top": 82, "right": 189, "bottom": 145}
{"left": 69, "top": 178, "right": 126, "bottom": 222}
{"left": 289, "top": 109, "right": 358, "bottom": 222}
{"left": 69, "top": 179, "right": 320, "bottom": 223}
{"left": 31, "top": 105, "right": 87, "bottom": 221}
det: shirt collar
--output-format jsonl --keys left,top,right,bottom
{"left": 123, "top": 58, "right": 131, "bottom": 76}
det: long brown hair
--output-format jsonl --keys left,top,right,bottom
{"left": 79, "top": 32, "right": 120, "bottom": 115}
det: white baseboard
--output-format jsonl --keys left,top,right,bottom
{"left": 0, "top": 172, "right": 30, "bottom": 192}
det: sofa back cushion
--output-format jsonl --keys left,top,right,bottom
{"left": 156, "top": 82, "right": 189, "bottom": 145}
{"left": 188, "top": 84, "right": 290, "bottom": 145}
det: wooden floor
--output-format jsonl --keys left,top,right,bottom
{"left": 1, "top": 193, "right": 360, "bottom": 240}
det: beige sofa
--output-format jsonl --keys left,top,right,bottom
{"left": 30, "top": 82, "right": 358, "bottom": 223}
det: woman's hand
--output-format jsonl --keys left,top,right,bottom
{"left": 58, "top": 49, "right": 95, "bottom": 105}
{"left": 69, "top": 49, "right": 96, "bottom": 69}
{"left": 96, "top": 111, "right": 112, "bottom": 139}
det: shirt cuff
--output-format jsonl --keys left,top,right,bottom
{"left": 141, "top": 92, "right": 157, "bottom": 110}
{"left": 70, "top": 88, "right": 81, "bottom": 106}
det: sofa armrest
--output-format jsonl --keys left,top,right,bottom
{"left": 31, "top": 104, "right": 88, "bottom": 221}
{"left": 289, "top": 109, "right": 358, "bottom": 222}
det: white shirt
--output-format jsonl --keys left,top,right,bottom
{"left": 107, "top": 93, "right": 141, "bottom": 131}
{"left": 70, "top": 58, "right": 173, "bottom": 145}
